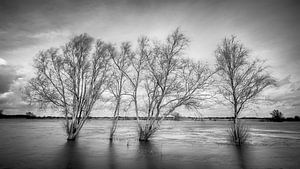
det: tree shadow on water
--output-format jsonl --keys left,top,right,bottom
{"left": 108, "top": 141, "right": 117, "bottom": 169}
{"left": 136, "top": 141, "right": 162, "bottom": 169}
{"left": 234, "top": 146, "right": 250, "bottom": 169}
{"left": 54, "top": 141, "right": 85, "bottom": 169}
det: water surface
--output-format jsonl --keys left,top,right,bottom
{"left": 0, "top": 119, "right": 299, "bottom": 169}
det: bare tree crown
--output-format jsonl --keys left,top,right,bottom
{"left": 109, "top": 28, "right": 214, "bottom": 141}
{"left": 215, "top": 36, "right": 276, "bottom": 117}
{"left": 27, "top": 33, "right": 112, "bottom": 140}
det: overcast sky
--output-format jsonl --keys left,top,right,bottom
{"left": 0, "top": 0, "right": 299, "bottom": 117}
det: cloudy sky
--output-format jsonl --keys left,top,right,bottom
{"left": 0, "top": 0, "right": 299, "bottom": 117}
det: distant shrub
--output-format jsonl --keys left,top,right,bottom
{"left": 26, "top": 112, "right": 36, "bottom": 117}
{"left": 172, "top": 112, "right": 181, "bottom": 121}
{"left": 270, "top": 109, "right": 284, "bottom": 122}
{"left": 228, "top": 121, "right": 249, "bottom": 146}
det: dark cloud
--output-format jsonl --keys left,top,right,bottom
{"left": 0, "top": 65, "right": 19, "bottom": 94}
{"left": 0, "top": 0, "right": 166, "bottom": 52}
{"left": 1, "top": 0, "right": 299, "bottom": 52}
{"left": 292, "top": 103, "right": 300, "bottom": 107}
{"left": 0, "top": 0, "right": 98, "bottom": 51}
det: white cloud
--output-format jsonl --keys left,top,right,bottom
{"left": 29, "top": 29, "right": 71, "bottom": 40}
{"left": 0, "top": 58, "right": 7, "bottom": 65}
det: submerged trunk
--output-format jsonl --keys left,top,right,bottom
{"left": 138, "top": 127, "right": 151, "bottom": 142}
{"left": 138, "top": 120, "right": 159, "bottom": 142}
{"left": 67, "top": 134, "right": 77, "bottom": 141}
{"left": 110, "top": 97, "right": 121, "bottom": 140}
{"left": 67, "top": 126, "right": 78, "bottom": 141}
{"left": 232, "top": 117, "right": 247, "bottom": 146}
{"left": 109, "top": 116, "right": 119, "bottom": 140}
{"left": 233, "top": 117, "right": 238, "bottom": 144}
{"left": 139, "top": 135, "right": 150, "bottom": 142}
{"left": 138, "top": 106, "right": 176, "bottom": 141}
{"left": 233, "top": 103, "right": 240, "bottom": 145}
{"left": 65, "top": 116, "right": 87, "bottom": 141}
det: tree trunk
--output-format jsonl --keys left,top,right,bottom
{"left": 233, "top": 102, "right": 239, "bottom": 145}
{"left": 139, "top": 136, "right": 150, "bottom": 142}
{"left": 67, "top": 134, "right": 77, "bottom": 141}
{"left": 233, "top": 117, "right": 238, "bottom": 142}
{"left": 110, "top": 116, "right": 119, "bottom": 140}
{"left": 138, "top": 129, "right": 151, "bottom": 142}
{"left": 110, "top": 96, "right": 121, "bottom": 140}
{"left": 67, "top": 127, "right": 78, "bottom": 141}
{"left": 66, "top": 118, "right": 82, "bottom": 141}
{"left": 138, "top": 121, "right": 158, "bottom": 142}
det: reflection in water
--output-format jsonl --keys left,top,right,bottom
{"left": 55, "top": 141, "right": 84, "bottom": 169}
{"left": 234, "top": 146, "right": 249, "bottom": 169}
{"left": 1, "top": 120, "right": 300, "bottom": 169}
{"left": 136, "top": 142, "right": 162, "bottom": 169}
{"left": 108, "top": 141, "right": 117, "bottom": 169}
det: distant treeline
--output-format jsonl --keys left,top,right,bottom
{"left": 1, "top": 113, "right": 299, "bottom": 121}
{"left": 258, "top": 116, "right": 300, "bottom": 122}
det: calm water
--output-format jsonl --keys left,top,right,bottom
{"left": 0, "top": 119, "right": 300, "bottom": 169}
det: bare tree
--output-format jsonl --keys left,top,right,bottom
{"left": 107, "top": 42, "right": 133, "bottom": 140}
{"left": 115, "top": 28, "right": 214, "bottom": 141}
{"left": 26, "top": 34, "right": 111, "bottom": 141}
{"left": 215, "top": 36, "right": 275, "bottom": 145}
{"left": 139, "top": 34, "right": 214, "bottom": 141}
{"left": 111, "top": 38, "right": 148, "bottom": 129}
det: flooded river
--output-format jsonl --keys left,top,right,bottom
{"left": 0, "top": 119, "right": 299, "bottom": 169}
